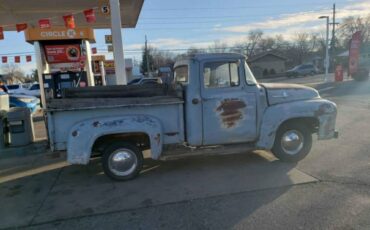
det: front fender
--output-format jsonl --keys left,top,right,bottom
{"left": 67, "top": 115, "right": 163, "bottom": 165}
{"left": 256, "top": 99, "right": 337, "bottom": 149}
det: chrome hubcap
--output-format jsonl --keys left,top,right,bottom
{"left": 281, "top": 130, "right": 304, "bottom": 155}
{"left": 108, "top": 149, "right": 137, "bottom": 176}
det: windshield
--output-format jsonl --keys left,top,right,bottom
{"left": 244, "top": 61, "right": 257, "bottom": 85}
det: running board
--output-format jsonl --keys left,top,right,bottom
{"left": 160, "top": 143, "right": 256, "bottom": 161}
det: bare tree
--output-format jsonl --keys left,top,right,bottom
{"left": 289, "top": 33, "right": 319, "bottom": 64}
{"left": 187, "top": 46, "right": 203, "bottom": 55}
{"left": 208, "top": 40, "right": 228, "bottom": 53}
{"left": 2, "top": 63, "right": 25, "bottom": 80}
{"left": 338, "top": 15, "right": 370, "bottom": 45}
{"left": 232, "top": 29, "right": 263, "bottom": 56}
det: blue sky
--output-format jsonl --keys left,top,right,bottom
{"left": 0, "top": 0, "right": 369, "bottom": 74}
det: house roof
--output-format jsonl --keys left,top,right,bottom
{"left": 247, "top": 52, "right": 287, "bottom": 62}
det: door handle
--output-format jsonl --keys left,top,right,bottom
{"left": 192, "top": 98, "right": 200, "bottom": 104}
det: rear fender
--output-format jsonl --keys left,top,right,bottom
{"left": 67, "top": 115, "right": 163, "bottom": 164}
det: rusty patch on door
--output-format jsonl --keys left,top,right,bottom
{"left": 216, "top": 99, "right": 246, "bottom": 128}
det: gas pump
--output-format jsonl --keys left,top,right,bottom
{"left": 92, "top": 55, "right": 107, "bottom": 86}
{"left": 25, "top": 27, "right": 96, "bottom": 104}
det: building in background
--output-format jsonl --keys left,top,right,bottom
{"left": 105, "top": 58, "right": 142, "bottom": 85}
{"left": 247, "top": 52, "right": 287, "bottom": 78}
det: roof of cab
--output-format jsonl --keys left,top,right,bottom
{"left": 186, "top": 53, "right": 246, "bottom": 61}
{"left": 174, "top": 53, "right": 246, "bottom": 68}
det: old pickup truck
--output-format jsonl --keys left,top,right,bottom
{"left": 46, "top": 53, "right": 338, "bottom": 181}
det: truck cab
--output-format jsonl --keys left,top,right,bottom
{"left": 174, "top": 53, "right": 262, "bottom": 146}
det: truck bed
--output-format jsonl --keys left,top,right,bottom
{"left": 46, "top": 84, "right": 183, "bottom": 111}
{"left": 46, "top": 84, "right": 185, "bottom": 151}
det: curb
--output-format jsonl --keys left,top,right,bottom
{"left": 0, "top": 140, "right": 49, "bottom": 159}
{"left": 304, "top": 79, "right": 353, "bottom": 91}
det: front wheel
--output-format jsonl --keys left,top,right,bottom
{"left": 102, "top": 141, "right": 143, "bottom": 181}
{"left": 272, "top": 122, "right": 312, "bottom": 162}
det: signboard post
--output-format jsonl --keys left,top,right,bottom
{"left": 349, "top": 31, "right": 361, "bottom": 76}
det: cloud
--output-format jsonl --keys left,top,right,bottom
{"left": 218, "top": 0, "right": 370, "bottom": 34}
{"left": 122, "top": 0, "right": 370, "bottom": 56}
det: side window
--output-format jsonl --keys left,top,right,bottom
{"left": 30, "top": 84, "right": 40, "bottom": 90}
{"left": 203, "top": 62, "right": 239, "bottom": 88}
{"left": 174, "top": 66, "right": 188, "bottom": 84}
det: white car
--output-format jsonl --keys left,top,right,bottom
{"left": 25, "top": 83, "right": 40, "bottom": 97}
{"left": 6, "top": 84, "right": 28, "bottom": 94}
{"left": 6, "top": 83, "right": 40, "bottom": 97}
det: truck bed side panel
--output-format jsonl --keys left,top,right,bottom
{"left": 48, "top": 103, "right": 184, "bottom": 151}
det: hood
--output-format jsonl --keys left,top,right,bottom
{"left": 11, "top": 94, "right": 40, "bottom": 104}
{"left": 260, "top": 83, "right": 320, "bottom": 105}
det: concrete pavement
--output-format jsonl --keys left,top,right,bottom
{"left": 1, "top": 79, "right": 370, "bottom": 229}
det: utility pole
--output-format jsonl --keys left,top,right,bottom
{"left": 319, "top": 16, "right": 330, "bottom": 82}
{"left": 145, "top": 35, "right": 150, "bottom": 77}
{"left": 329, "top": 3, "right": 339, "bottom": 72}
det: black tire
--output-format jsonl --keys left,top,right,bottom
{"left": 102, "top": 141, "right": 143, "bottom": 181}
{"left": 272, "top": 122, "right": 312, "bottom": 162}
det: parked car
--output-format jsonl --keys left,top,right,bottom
{"left": 46, "top": 53, "right": 338, "bottom": 181}
{"left": 25, "top": 83, "right": 41, "bottom": 97}
{"left": 286, "top": 64, "right": 319, "bottom": 77}
{"left": 128, "top": 77, "right": 162, "bottom": 85}
{"left": 6, "top": 84, "right": 27, "bottom": 94}
{"left": 9, "top": 94, "right": 40, "bottom": 113}
{"left": 4, "top": 83, "right": 41, "bottom": 97}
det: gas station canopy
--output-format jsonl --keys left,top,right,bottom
{"left": 0, "top": 0, "right": 144, "bottom": 30}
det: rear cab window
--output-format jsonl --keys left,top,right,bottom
{"left": 174, "top": 65, "right": 189, "bottom": 84}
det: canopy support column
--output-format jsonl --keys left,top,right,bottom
{"left": 34, "top": 41, "right": 47, "bottom": 107}
{"left": 109, "top": 0, "right": 127, "bottom": 85}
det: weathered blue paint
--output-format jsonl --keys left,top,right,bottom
{"left": 67, "top": 115, "right": 163, "bottom": 164}
{"left": 256, "top": 99, "right": 337, "bottom": 149}
{"left": 47, "top": 53, "right": 338, "bottom": 166}
{"left": 47, "top": 102, "right": 184, "bottom": 151}
{"left": 199, "top": 57, "right": 258, "bottom": 145}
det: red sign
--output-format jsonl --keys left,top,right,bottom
{"left": 14, "top": 56, "right": 20, "bottom": 63}
{"left": 16, "top": 23, "right": 28, "bottom": 32}
{"left": 349, "top": 31, "right": 361, "bottom": 75}
{"left": 39, "top": 19, "right": 51, "bottom": 29}
{"left": 26, "top": 55, "right": 32, "bottom": 62}
{"left": 0, "top": 27, "right": 3, "bottom": 40}
{"left": 2, "top": 56, "right": 7, "bottom": 63}
{"left": 44, "top": 44, "right": 82, "bottom": 63}
{"left": 63, "top": 15, "right": 75, "bottom": 29}
{"left": 92, "top": 47, "right": 97, "bottom": 54}
{"left": 84, "top": 9, "right": 96, "bottom": 23}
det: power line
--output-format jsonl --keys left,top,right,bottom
{"left": 143, "top": 1, "right": 349, "bottom": 11}
{"left": 139, "top": 10, "right": 332, "bottom": 20}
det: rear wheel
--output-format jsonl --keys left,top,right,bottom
{"left": 102, "top": 141, "right": 143, "bottom": 181}
{"left": 272, "top": 122, "right": 312, "bottom": 162}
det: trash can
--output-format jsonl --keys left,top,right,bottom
{"left": 335, "top": 65, "right": 344, "bottom": 82}
{"left": 7, "top": 107, "right": 34, "bottom": 147}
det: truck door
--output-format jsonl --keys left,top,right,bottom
{"left": 200, "top": 60, "right": 258, "bottom": 145}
